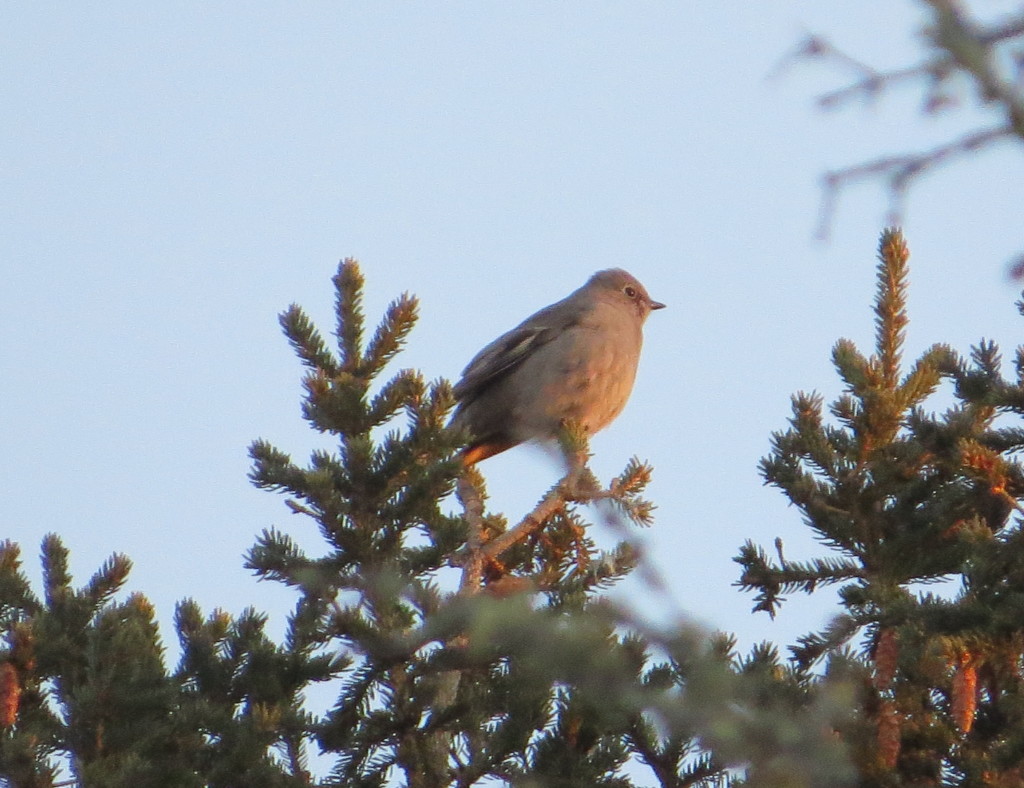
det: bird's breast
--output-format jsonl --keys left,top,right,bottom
{"left": 539, "top": 322, "right": 642, "bottom": 433}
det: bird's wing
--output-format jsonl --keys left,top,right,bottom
{"left": 453, "top": 298, "right": 583, "bottom": 404}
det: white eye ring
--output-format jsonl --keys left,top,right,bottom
{"left": 624, "top": 286, "right": 637, "bottom": 298}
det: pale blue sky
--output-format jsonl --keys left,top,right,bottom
{"left": 4, "top": 2, "right": 1024, "bottom": 677}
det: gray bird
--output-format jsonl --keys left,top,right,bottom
{"left": 451, "top": 268, "right": 665, "bottom": 464}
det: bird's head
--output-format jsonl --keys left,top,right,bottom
{"left": 588, "top": 268, "right": 665, "bottom": 321}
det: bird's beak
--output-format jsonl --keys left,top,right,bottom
{"left": 648, "top": 299, "right": 666, "bottom": 310}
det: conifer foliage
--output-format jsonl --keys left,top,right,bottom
{"left": 243, "top": 260, "right": 848, "bottom": 787}
{"left": 0, "top": 536, "right": 195, "bottom": 787}
{"left": 4, "top": 252, "right": 971, "bottom": 786}
{"left": 241, "top": 260, "right": 720, "bottom": 787}
{"left": 739, "top": 229, "right": 1024, "bottom": 785}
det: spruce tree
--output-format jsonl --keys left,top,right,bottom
{"left": 0, "top": 536, "right": 196, "bottom": 787}
{"left": 245, "top": 260, "right": 848, "bottom": 787}
{"left": 245, "top": 261, "right": 666, "bottom": 786}
{"left": 0, "top": 258, "right": 852, "bottom": 787}
{"left": 739, "top": 228, "right": 1024, "bottom": 785}
{"left": 0, "top": 535, "right": 332, "bottom": 786}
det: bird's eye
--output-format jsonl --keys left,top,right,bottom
{"left": 624, "top": 286, "right": 637, "bottom": 298}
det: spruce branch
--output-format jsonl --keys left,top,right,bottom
{"left": 0, "top": 542, "right": 39, "bottom": 620}
{"left": 40, "top": 534, "right": 71, "bottom": 607}
{"left": 367, "top": 369, "right": 422, "bottom": 428}
{"left": 82, "top": 555, "right": 132, "bottom": 610}
{"left": 894, "top": 344, "right": 950, "bottom": 412}
{"left": 363, "top": 294, "right": 418, "bottom": 379}
{"left": 874, "top": 229, "right": 910, "bottom": 392}
{"left": 832, "top": 339, "right": 870, "bottom": 398}
{"left": 476, "top": 445, "right": 590, "bottom": 570}
{"left": 735, "top": 540, "right": 864, "bottom": 617}
{"left": 248, "top": 440, "right": 309, "bottom": 495}
{"left": 245, "top": 528, "right": 313, "bottom": 587}
{"left": 279, "top": 304, "right": 340, "bottom": 376}
{"left": 790, "top": 615, "right": 861, "bottom": 670}
{"left": 334, "top": 259, "right": 366, "bottom": 372}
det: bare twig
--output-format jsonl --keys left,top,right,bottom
{"left": 790, "top": 2, "right": 1024, "bottom": 267}
{"left": 800, "top": 35, "right": 939, "bottom": 110}
{"left": 817, "top": 62, "right": 940, "bottom": 111}
{"left": 925, "top": 0, "right": 1024, "bottom": 137}
{"left": 441, "top": 449, "right": 590, "bottom": 712}
{"left": 479, "top": 452, "right": 588, "bottom": 563}
{"left": 816, "top": 124, "right": 1011, "bottom": 238}
{"left": 285, "top": 498, "right": 318, "bottom": 517}
{"left": 433, "top": 472, "right": 488, "bottom": 711}
{"left": 456, "top": 472, "right": 487, "bottom": 596}
{"left": 453, "top": 437, "right": 609, "bottom": 591}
